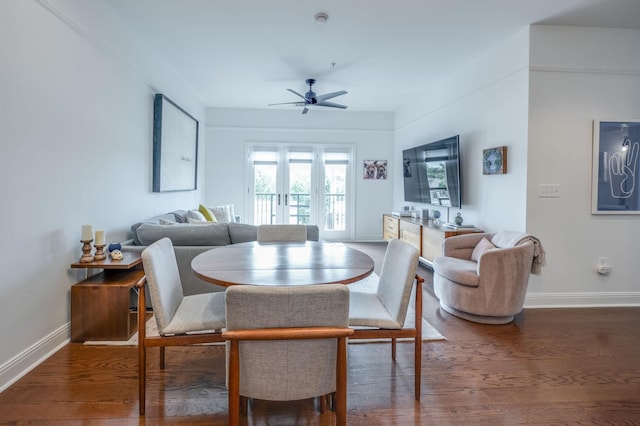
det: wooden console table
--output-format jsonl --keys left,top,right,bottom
{"left": 383, "top": 214, "right": 482, "bottom": 265}
{"left": 70, "top": 252, "right": 143, "bottom": 342}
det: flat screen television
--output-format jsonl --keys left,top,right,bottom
{"left": 402, "top": 135, "right": 461, "bottom": 207}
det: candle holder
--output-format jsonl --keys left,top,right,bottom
{"left": 93, "top": 244, "right": 106, "bottom": 261}
{"left": 79, "top": 239, "right": 94, "bottom": 263}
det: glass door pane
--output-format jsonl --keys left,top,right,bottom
{"left": 324, "top": 164, "right": 346, "bottom": 231}
{"left": 254, "top": 163, "right": 278, "bottom": 225}
{"left": 248, "top": 145, "right": 352, "bottom": 240}
{"left": 287, "top": 162, "right": 312, "bottom": 224}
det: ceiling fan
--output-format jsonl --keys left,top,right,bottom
{"left": 269, "top": 79, "right": 348, "bottom": 114}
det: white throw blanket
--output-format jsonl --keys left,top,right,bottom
{"left": 491, "top": 231, "right": 546, "bottom": 274}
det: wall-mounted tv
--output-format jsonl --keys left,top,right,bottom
{"left": 403, "top": 135, "right": 461, "bottom": 208}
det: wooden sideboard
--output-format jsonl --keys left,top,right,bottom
{"left": 70, "top": 252, "right": 143, "bottom": 342}
{"left": 383, "top": 214, "right": 482, "bottom": 265}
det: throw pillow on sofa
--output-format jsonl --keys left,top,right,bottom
{"left": 210, "top": 204, "right": 236, "bottom": 223}
{"left": 198, "top": 204, "right": 218, "bottom": 222}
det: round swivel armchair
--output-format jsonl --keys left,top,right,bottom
{"left": 433, "top": 232, "right": 540, "bottom": 324}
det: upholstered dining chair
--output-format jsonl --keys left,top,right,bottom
{"left": 348, "top": 238, "right": 424, "bottom": 400}
{"left": 223, "top": 284, "right": 353, "bottom": 426}
{"left": 137, "top": 237, "right": 226, "bottom": 415}
{"left": 257, "top": 224, "right": 307, "bottom": 242}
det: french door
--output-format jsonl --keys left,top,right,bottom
{"left": 247, "top": 145, "right": 353, "bottom": 240}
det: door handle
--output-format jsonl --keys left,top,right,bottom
{"left": 278, "top": 194, "right": 281, "bottom": 205}
{"left": 285, "top": 194, "right": 288, "bottom": 206}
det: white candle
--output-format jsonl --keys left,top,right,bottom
{"left": 81, "top": 225, "right": 92, "bottom": 241}
{"left": 95, "top": 230, "right": 105, "bottom": 246}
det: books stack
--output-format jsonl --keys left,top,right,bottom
{"left": 443, "top": 223, "right": 475, "bottom": 229}
{"left": 391, "top": 211, "right": 413, "bottom": 217}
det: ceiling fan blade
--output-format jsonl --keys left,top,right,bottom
{"left": 315, "top": 90, "right": 347, "bottom": 103}
{"left": 316, "top": 101, "right": 348, "bottom": 109}
{"left": 302, "top": 107, "right": 309, "bottom": 115}
{"left": 268, "top": 101, "right": 306, "bottom": 106}
{"left": 287, "top": 89, "right": 308, "bottom": 101}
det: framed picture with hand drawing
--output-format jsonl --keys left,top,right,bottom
{"left": 591, "top": 120, "right": 640, "bottom": 214}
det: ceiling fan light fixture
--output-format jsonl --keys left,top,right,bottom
{"left": 314, "top": 12, "right": 329, "bottom": 25}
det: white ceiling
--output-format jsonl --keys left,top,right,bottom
{"left": 106, "top": 0, "right": 640, "bottom": 113}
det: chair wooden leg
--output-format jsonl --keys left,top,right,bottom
{"left": 138, "top": 344, "right": 146, "bottom": 415}
{"left": 160, "top": 347, "right": 165, "bottom": 370}
{"left": 318, "top": 393, "right": 334, "bottom": 413}
{"left": 319, "top": 395, "right": 327, "bottom": 413}
{"left": 335, "top": 337, "right": 348, "bottom": 426}
{"left": 391, "top": 337, "right": 397, "bottom": 361}
{"left": 240, "top": 396, "right": 248, "bottom": 417}
{"left": 414, "top": 275, "right": 424, "bottom": 401}
{"left": 228, "top": 341, "right": 240, "bottom": 426}
{"left": 136, "top": 276, "right": 147, "bottom": 415}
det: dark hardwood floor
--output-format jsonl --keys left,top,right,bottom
{"left": 1, "top": 243, "right": 639, "bottom": 425}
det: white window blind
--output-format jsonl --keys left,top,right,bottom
{"left": 324, "top": 150, "right": 350, "bottom": 165}
{"left": 252, "top": 149, "right": 278, "bottom": 165}
{"left": 288, "top": 149, "right": 314, "bottom": 164}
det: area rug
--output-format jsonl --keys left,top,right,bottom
{"left": 85, "top": 273, "right": 445, "bottom": 346}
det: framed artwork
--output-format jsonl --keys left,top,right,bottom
{"left": 591, "top": 119, "right": 640, "bottom": 214}
{"left": 483, "top": 146, "right": 507, "bottom": 175}
{"left": 152, "top": 94, "right": 199, "bottom": 192}
{"left": 363, "top": 160, "right": 387, "bottom": 179}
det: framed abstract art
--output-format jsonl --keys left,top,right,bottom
{"left": 152, "top": 94, "right": 199, "bottom": 192}
{"left": 591, "top": 119, "right": 640, "bottom": 214}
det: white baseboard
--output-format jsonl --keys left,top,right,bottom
{"left": 524, "top": 291, "right": 640, "bottom": 308}
{"left": 0, "top": 323, "right": 70, "bottom": 393}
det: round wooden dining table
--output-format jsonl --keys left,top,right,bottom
{"left": 191, "top": 241, "right": 374, "bottom": 287}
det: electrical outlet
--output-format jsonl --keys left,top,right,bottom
{"left": 539, "top": 184, "right": 560, "bottom": 198}
{"left": 597, "top": 257, "right": 612, "bottom": 275}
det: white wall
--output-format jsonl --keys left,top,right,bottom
{"left": 205, "top": 108, "right": 395, "bottom": 240}
{"left": 0, "top": 0, "right": 205, "bottom": 391}
{"left": 394, "top": 28, "right": 530, "bottom": 231}
{"left": 526, "top": 25, "right": 640, "bottom": 306}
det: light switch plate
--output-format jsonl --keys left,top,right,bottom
{"left": 539, "top": 184, "right": 560, "bottom": 198}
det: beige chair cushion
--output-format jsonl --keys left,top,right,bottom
{"left": 349, "top": 239, "right": 419, "bottom": 329}
{"left": 161, "top": 292, "right": 226, "bottom": 335}
{"left": 432, "top": 256, "right": 479, "bottom": 288}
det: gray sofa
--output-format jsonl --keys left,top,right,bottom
{"left": 121, "top": 210, "right": 319, "bottom": 295}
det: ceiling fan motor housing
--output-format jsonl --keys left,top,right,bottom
{"left": 269, "top": 78, "right": 347, "bottom": 113}
{"left": 305, "top": 79, "right": 317, "bottom": 103}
